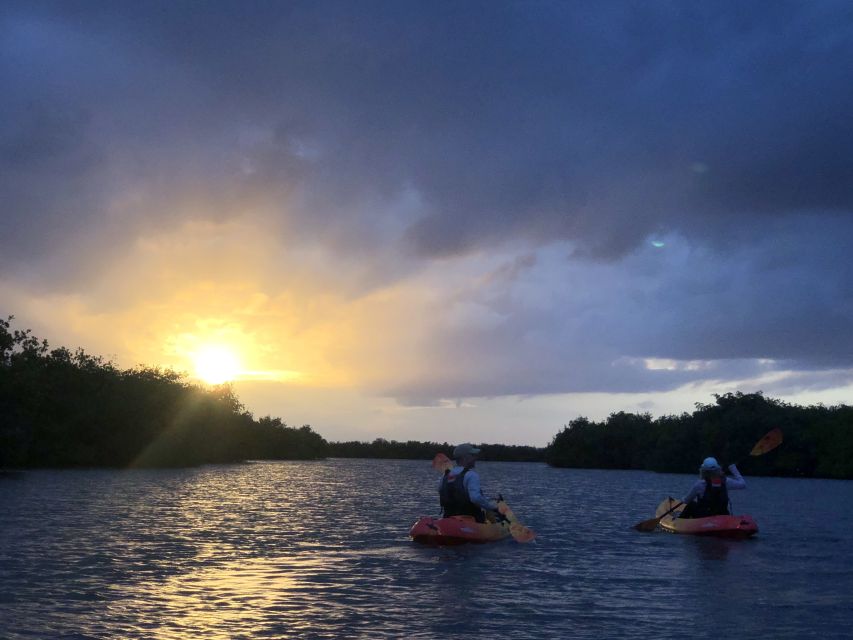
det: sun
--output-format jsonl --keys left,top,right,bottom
{"left": 193, "top": 345, "right": 242, "bottom": 385}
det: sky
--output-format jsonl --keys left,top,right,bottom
{"left": 3, "top": 1, "right": 853, "bottom": 446}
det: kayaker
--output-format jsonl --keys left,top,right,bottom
{"left": 676, "top": 456, "right": 746, "bottom": 519}
{"left": 438, "top": 443, "right": 503, "bottom": 523}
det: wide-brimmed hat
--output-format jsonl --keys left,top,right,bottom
{"left": 453, "top": 443, "right": 481, "bottom": 458}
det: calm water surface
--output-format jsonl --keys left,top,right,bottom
{"left": 2, "top": 459, "right": 852, "bottom": 639}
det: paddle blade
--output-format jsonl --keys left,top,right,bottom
{"left": 634, "top": 497, "right": 681, "bottom": 532}
{"left": 654, "top": 497, "right": 680, "bottom": 518}
{"left": 750, "top": 428, "right": 783, "bottom": 456}
{"left": 509, "top": 522, "right": 537, "bottom": 543}
{"left": 498, "top": 501, "right": 536, "bottom": 543}
{"left": 633, "top": 516, "right": 662, "bottom": 532}
{"left": 432, "top": 452, "right": 453, "bottom": 473}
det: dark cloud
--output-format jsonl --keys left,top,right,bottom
{"left": 3, "top": 1, "right": 853, "bottom": 401}
{"left": 0, "top": 104, "right": 104, "bottom": 267}
{"left": 636, "top": 216, "right": 853, "bottom": 367}
{"left": 365, "top": 221, "right": 853, "bottom": 401}
{"left": 5, "top": 2, "right": 853, "bottom": 263}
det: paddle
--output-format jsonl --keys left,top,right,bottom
{"left": 632, "top": 498, "right": 685, "bottom": 532}
{"left": 633, "top": 427, "right": 784, "bottom": 532}
{"left": 431, "top": 452, "right": 536, "bottom": 543}
{"left": 432, "top": 452, "right": 453, "bottom": 474}
{"left": 742, "top": 427, "right": 784, "bottom": 461}
{"left": 497, "top": 495, "right": 537, "bottom": 543}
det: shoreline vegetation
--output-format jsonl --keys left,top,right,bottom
{"left": 547, "top": 393, "right": 853, "bottom": 479}
{"left": 0, "top": 317, "right": 326, "bottom": 468}
{"left": 2, "top": 317, "right": 851, "bottom": 478}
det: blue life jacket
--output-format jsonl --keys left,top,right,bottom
{"left": 439, "top": 467, "right": 485, "bottom": 521}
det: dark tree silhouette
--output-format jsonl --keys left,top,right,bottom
{"left": 326, "top": 438, "right": 545, "bottom": 462}
{"left": 0, "top": 316, "right": 327, "bottom": 468}
{"left": 547, "top": 392, "right": 853, "bottom": 479}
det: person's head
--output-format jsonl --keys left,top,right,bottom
{"left": 699, "top": 456, "right": 722, "bottom": 479}
{"left": 453, "top": 443, "right": 481, "bottom": 467}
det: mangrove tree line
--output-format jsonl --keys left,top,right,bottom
{"left": 0, "top": 316, "right": 326, "bottom": 468}
{"left": 546, "top": 392, "right": 853, "bottom": 479}
{"left": 327, "top": 438, "right": 545, "bottom": 461}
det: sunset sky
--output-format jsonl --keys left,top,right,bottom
{"left": 3, "top": 2, "right": 853, "bottom": 445}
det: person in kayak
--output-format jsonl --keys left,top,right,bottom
{"left": 676, "top": 456, "right": 746, "bottom": 519}
{"left": 438, "top": 443, "right": 503, "bottom": 523}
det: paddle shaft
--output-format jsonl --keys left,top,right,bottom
{"left": 659, "top": 500, "right": 684, "bottom": 520}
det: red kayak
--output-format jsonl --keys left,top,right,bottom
{"left": 409, "top": 515, "right": 512, "bottom": 545}
{"left": 656, "top": 498, "right": 758, "bottom": 538}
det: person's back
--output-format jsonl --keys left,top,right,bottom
{"left": 437, "top": 443, "right": 501, "bottom": 523}
{"left": 679, "top": 456, "right": 746, "bottom": 519}
{"left": 439, "top": 466, "right": 486, "bottom": 520}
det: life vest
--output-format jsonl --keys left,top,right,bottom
{"left": 439, "top": 467, "right": 484, "bottom": 521}
{"left": 693, "top": 476, "right": 730, "bottom": 517}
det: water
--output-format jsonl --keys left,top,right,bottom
{"left": 2, "top": 459, "right": 852, "bottom": 639}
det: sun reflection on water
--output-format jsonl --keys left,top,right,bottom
{"left": 122, "top": 556, "right": 315, "bottom": 638}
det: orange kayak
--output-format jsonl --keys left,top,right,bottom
{"left": 658, "top": 504, "right": 758, "bottom": 538}
{"left": 409, "top": 515, "right": 512, "bottom": 545}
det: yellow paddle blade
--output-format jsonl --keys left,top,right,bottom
{"left": 634, "top": 497, "right": 682, "bottom": 532}
{"left": 510, "top": 522, "right": 537, "bottom": 543}
{"left": 750, "top": 428, "right": 783, "bottom": 456}
{"left": 498, "top": 501, "right": 536, "bottom": 543}
{"left": 654, "top": 497, "right": 680, "bottom": 518}
{"left": 432, "top": 452, "right": 453, "bottom": 473}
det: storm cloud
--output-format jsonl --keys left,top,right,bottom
{"left": 3, "top": 1, "right": 853, "bottom": 408}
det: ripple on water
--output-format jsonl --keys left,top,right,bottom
{"left": 2, "top": 462, "right": 853, "bottom": 639}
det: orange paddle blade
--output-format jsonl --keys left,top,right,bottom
{"left": 750, "top": 428, "right": 783, "bottom": 456}
{"left": 498, "top": 501, "right": 536, "bottom": 543}
{"left": 432, "top": 452, "right": 453, "bottom": 473}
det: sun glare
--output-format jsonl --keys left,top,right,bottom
{"left": 193, "top": 345, "right": 241, "bottom": 384}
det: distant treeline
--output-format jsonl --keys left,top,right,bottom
{"left": 327, "top": 438, "right": 546, "bottom": 462}
{"left": 7, "top": 318, "right": 853, "bottom": 478}
{"left": 0, "top": 316, "right": 326, "bottom": 468}
{"left": 547, "top": 392, "right": 853, "bottom": 479}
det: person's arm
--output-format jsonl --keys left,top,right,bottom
{"left": 682, "top": 480, "right": 703, "bottom": 505}
{"left": 464, "top": 471, "right": 498, "bottom": 512}
{"left": 725, "top": 464, "right": 746, "bottom": 490}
